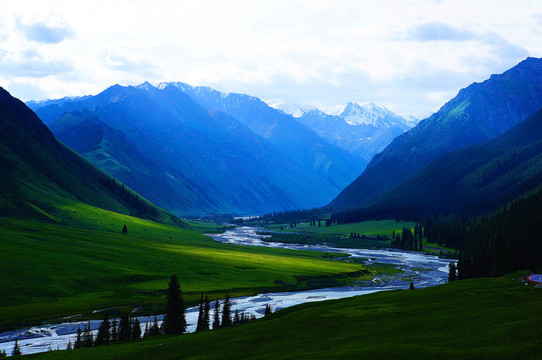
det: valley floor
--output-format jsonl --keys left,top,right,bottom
{"left": 23, "top": 273, "right": 542, "bottom": 360}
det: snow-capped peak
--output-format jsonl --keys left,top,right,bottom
{"left": 266, "top": 100, "right": 317, "bottom": 118}
{"left": 339, "top": 102, "right": 410, "bottom": 129}
{"left": 135, "top": 81, "right": 155, "bottom": 91}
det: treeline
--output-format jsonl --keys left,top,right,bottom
{"left": 52, "top": 275, "right": 267, "bottom": 354}
{"left": 99, "top": 176, "right": 158, "bottom": 217}
{"left": 390, "top": 226, "right": 423, "bottom": 251}
{"left": 424, "top": 189, "right": 542, "bottom": 278}
{"left": 260, "top": 207, "right": 329, "bottom": 223}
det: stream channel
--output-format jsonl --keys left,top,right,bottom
{"left": 0, "top": 226, "right": 451, "bottom": 355}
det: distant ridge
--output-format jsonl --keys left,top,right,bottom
{"left": 29, "top": 82, "right": 361, "bottom": 215}
{"left": 0, "top": 86, "right": 180, "bottom": 225}
{"left": 330, "top": 57, "right": 542, "bottom": 210}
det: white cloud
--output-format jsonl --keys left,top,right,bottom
{"left": 16, "top": 18, "right": 74, "bottom": 44}
{"left": 0, "top": 0, "right": 540, "bottom": 117}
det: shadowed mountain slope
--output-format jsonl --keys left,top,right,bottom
{"left": 331, "top": 57, "right": 542, "bottom": 210}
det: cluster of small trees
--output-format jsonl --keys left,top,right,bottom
{"left": 390, "top": 226, "right": 423, "bottom": 251}
{"left": 8, "top": 275, "right": 271, "bottom": 355}
{"left": 1, "top": 340, "right": 20, "bottom": 357}
{"left": 99, "top": 176, "right": 157, "bottom": 217}
{"left": 68, "top": 312, "right": 143, "bottom": 350}
{"left": 309, "top": 219, "right": 322, "bottom": 226}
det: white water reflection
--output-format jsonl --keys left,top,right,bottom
{"left": 0, "top": 226, "right": 451, "bottom": 356}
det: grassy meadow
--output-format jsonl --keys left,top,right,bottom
{"left": 24, "top": 273, "right": 542, "bottom": 360}
{"left": 0, "top": 202, "right": 363, "bottom": 331}
{"left": 264, "top": 220, "right": 457, "bottom": 254}
{"left": 267, "top": 219, "right": 416, "bottom": 236}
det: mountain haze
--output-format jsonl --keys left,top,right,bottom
{"left": 30, "top": 83, "right": 348, "bottom": 215}
{"left": 162, "top": 82, "right": 364, "bottom": 191}
{"left": 295, "top": 103, "right": 411, "bottom": 165}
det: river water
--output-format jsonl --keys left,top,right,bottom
{"left": 0, "top": 226, "right": 450, "bottom": 356}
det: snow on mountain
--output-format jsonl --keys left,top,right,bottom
{"left": 266, "top": 100, "right": 317, "bottom": 118}
{"left": 340, "top": 102, "right": 410, "bottom": 129}
{"left": 135, "top": 81, "right": 155, "bottom": 91}
{"left": 403, "top": 115, "right": 421, "bottom": 127}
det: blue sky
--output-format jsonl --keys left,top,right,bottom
{"left": 1, "top": 0, "right": 540, "bottom": 117}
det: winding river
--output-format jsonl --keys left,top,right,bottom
{"left": 0, "top": 226, "right": 451, "bottom": 356}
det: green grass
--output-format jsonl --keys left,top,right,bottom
{"left": 422, "top": 239, "right": 458, "bottom": 254}
{"left": 0, "top": 203, "right": 363, "bottom": 331}
{"left": 182, "top": 220, "right": 233, "bottom": 234}
{"left": 260, "top": 232, "right": 391, "bottom": 249}
{"left": 25, "top": 273, "right": 542, "bottom": 360}
{"left": 267, "top": 220, "right": 416, "bottom": 237}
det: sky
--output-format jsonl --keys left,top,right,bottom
{"left": 1, "top": 0, "right": 541, "bottom": 118}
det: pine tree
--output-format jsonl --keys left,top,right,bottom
{"left": 66, "top": 340, "right": 73, "bottom": 350}
{"left": 143, "top": 322, "right": 149, "bottom": 338}
{"left": 95, "top": 314, "right": 111, "bottom": 346}
{"left": 12, "top": 340, "right": 21, "bottom": 356}
{"left": 82, "top": 323, "right": 93, "bottom": 348}
{"left": 203, "top": 294, "right": 210, "bottom": 330}
{"left": 164, "top": 275, "right": 186, "bottom": 334}
{"left": 119, "top": 313, "right": 131, "bottom": 341}
{"left": 448, "top": 262, "right": 457, "bottom": 282}
{"left": 75, "top": 326, "right": 82, "bottom": 349}
{"left": 196, "top": 294, "right": 205, "bottom": 331}
{"left": 132, "top": 318, "right": 141, "bottom": 340}
{"left": 409, "top": 282, "right": 415, "bottom": 290}
{"left": 122, "top": 224, "right": 128, "bottom": 233}
{"left": 111, "top": 319, "right": 118, "bottom": 342}
{"left": 233, "top": 309, "right": 240, "bottom": 325}
{"left": 148, "top": 316, "right": 160, "bottom": 337}
{"left": 213, "top": 299, "right": 220, "bottom": 329}
{"left": 221, "top": 294, "right": 232, "bottom": 327}
{"left": 264, "top": 304, "right": 272, "bottom": 315}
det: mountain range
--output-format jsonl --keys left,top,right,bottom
{"left": 331, "top": 57, "right": 542, "bottom": 211}
{"left": 268, "top": 99, "right": 417, "bottom": 165}
{"left": 0, "top": 86, "right": 180, "bottom": 225}
{"left": 293, "top": 102, "right": 413, "bottom": 164}
{"left": 160, "top": 82, "right": 365, "bottom": 191}
{"left": 363, "top": 108, "right": 542, "bottom": 218}
{"left": 29, "top": 83, "right": 364, "bottom": 216}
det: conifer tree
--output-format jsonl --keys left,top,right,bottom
{"left": 119, "top": 313, "right": 131, "bottom": 341}
{"left": 122, "top": 224, "right": 128, "bottom": 233}
{"left": 82, "top": 323, "right": 94, "bottom": 348}
{"left": 132, "top": 318, "right": 141, "bottom": 340}
{"left": 0, "top": 349, "right": 7, "bottom": 357}
{"left": 75, "top": 326, "right": 82, "bottom": 349}
{"left": 164, "top": 275, "right": 186, "bottom": 334}
{"left": 111, "top": 319, "right": 118, "bottom": 342}
{"left": 66, "top": 340, "right": 73, "bottom": 350}
{"left": 264, "top": 304, "right": 272, "bottom": 315}
{"left": 409, "top": 282, "right": 415, "bottom": 290}
{"left": 221, "top": 294, "right": 232, "bottom": 327}
{"left": 213, "top": 299, "right": 220, "bottom": 329}
{"left": 448, "top": 262, "right": 457, "bottom": 282}
{"left": 12, "top": 340, "right": 21, "bottom": 356}
{"left": 203, "top": 294, "right": 210, "bottom": 330}
{"left": 148, "top": 316, "right": 160, "bottom": 337}
{"left": 233, "top": 309, "right": 240, "bottom": 325}
{"left": 95, "top": 314, "right": 111, "bottom": 346}
{"left": 196, "top": 294, "right": 205, "bottom": 331}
